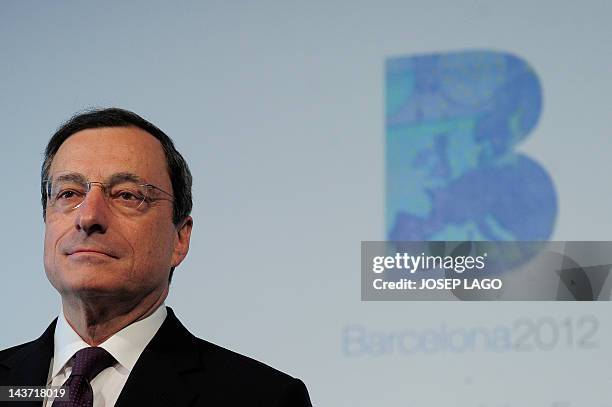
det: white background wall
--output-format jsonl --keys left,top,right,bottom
{"left": 1, "top": 1, "right": 610, "bottom": 405}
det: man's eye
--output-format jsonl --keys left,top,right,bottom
{"left": 57, "top": 190, "right": 82, "bottom": 200}
{"left": 115, "top": 191, "right": 143, "bottom": 201}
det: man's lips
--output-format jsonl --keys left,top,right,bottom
{"left": 66, "top": 248, "right": 119, "bottom": 259}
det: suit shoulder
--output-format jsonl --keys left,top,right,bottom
{"left": 0, "top": 320, "right": 55, "bottom": 374}
{"left": 0, "top": 340, "right": 46, "bottom": 381}
{"left": 189, "top": 336, "right": 312, "bottom": 405}
{"left": 194, "top": 336, "right": 294, "bottom": 382}
{"left": 0, "top": 341, "right": 35, "bottom": 365}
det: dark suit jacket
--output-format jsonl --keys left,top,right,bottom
{"left": 0, "top": 307, "right": 312, "bottom": 406}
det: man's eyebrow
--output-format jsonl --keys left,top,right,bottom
{"left": 108, "top": 172, "right": 146, "bottom": 184}
{"left": 51, "top": 172, "right": 88, "bottom": 183}
{"left": 49, "top": 172, "right": 147, "bottom": 184}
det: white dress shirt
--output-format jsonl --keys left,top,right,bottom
{"left": 44, "top": 305, "right": 167, "bottom": 407}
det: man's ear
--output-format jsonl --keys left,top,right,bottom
{"left": 171, "top": 216, "right": 193, "bottom": 268}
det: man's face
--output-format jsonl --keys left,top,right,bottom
{"left": 44, "top": 127, "right": 191, "bottom": 302}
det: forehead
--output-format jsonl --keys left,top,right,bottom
{"left": 49, "top": 127, "right": 170, "bottom": 185}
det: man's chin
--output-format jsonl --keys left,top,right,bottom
{"left": 62, "top": 283, "right": 132, "bottom": 299}
{"left": 54, "top": 274, "right": 133, "bottom": 300}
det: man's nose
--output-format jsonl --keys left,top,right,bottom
{"left": 75, "top": 185, "right": 110, "bottom": 235}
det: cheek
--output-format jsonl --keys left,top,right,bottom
{"left": 43, "top": 222, "right": 61, "bottom": 269}
{"left": 129, "top": 221, "right": 176, "bottom": 275}
{"left": 43, "top": 220, "right": 68, "bottom": 289}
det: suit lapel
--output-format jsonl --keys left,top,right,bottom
{"left": 114, "top": 308, "right": 202, "bottom": 407}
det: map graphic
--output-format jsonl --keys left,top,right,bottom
{"left": 386, "top": 51, "right": 557, "bottom": 243}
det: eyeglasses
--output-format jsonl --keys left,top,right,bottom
{"left": 44, "top": 172, "right": 174, "bottom": 216}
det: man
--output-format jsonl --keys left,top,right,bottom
{"left": 0, "top": 108, "right": 312, "bottom": 406}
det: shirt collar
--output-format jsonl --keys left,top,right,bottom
{"left": 51, "top": 304, "right": 167, "bottom": 380}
